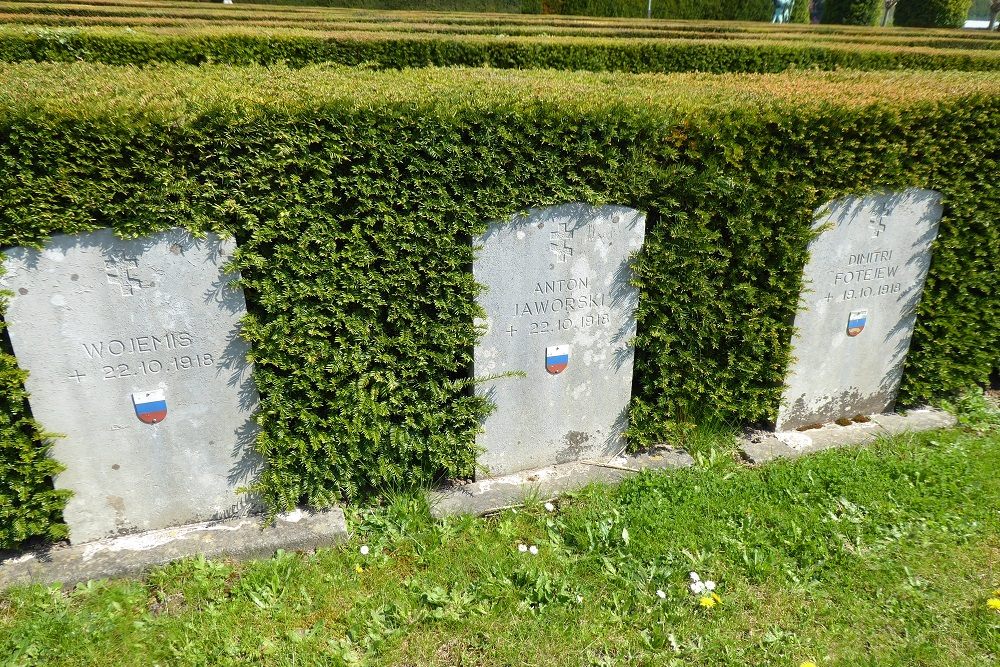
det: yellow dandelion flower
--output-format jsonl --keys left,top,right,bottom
{"left": 711, "top": 592, "right": 722, "bottom": 603}
{"left": 799, "top": 662, "right": 818, "bottom": 667}
{"left": 698, "top": 596, "right": 716, "bottom": 609}
{"left": 355, "top": 564, "right": 364, "bottom": 574}
{"left": 987, "top": 597, "right": 1000, "bottom": 611}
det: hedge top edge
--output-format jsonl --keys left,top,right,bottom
{"left": 2, "top": 63, "right": 1000, "bottom": 121}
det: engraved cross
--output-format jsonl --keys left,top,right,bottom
{"left": 549, "top": 222, "right": 574, "bottom": 263}
{"left": 105, "top": 258, "right": 143, "bottom": 296}
{"left": 506, "top": 325, "right": 517, "bottom": 336}
{"left": 68, "top": 370, "right": 86, "bottom": 383}
{"left": 868, "top": 215, "right": 887, "bottom": 239}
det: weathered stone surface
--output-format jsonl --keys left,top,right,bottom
{"left": 0, "top": 508, "right": 348, "bottom": 589}
{"left": 740, "top": 408, "right": 955, "bottom": 464}
{"left": 474, "top": 204, "right": 645, "bottom": 476}
{"left": 1, "top": 228, "right": 260, "bottom": 543}
{"left": 870, "top": 408, "right": 956, "bottom": 435}
{"left": 776, "top": 189, "right": 943, "bottom": 430}
{"left": 430, "top": 446, "right": 693, "bottom": 518}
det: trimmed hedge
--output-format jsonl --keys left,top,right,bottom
{"left": 822, "top": 0, "right": 882, "bottom": 24}
{"left": 217, "top": 0, "right": 789, "bottom": 18}
{"left": 1, "top": 25, "right": 1000, "bottom": 72}
{"left": 0, "top": 316, "right": 69, "bottom": 548}
{"left": 0, "top": 64, "right": 1000, "bottom": 546}
{"left": 539, "top": 0, "right": 781, "bottom": 21}
{"left": 894, "top": 0, "right": 974, "bottom": 27}
{"left": 4, "top": 3, "right": 1000, "bottom": 49}
{"left": 1, "top": 64, "right": 998, "bottom": 548}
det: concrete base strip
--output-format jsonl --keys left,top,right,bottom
{"left": 740, "top": 408, "right": 956, "bottom": 465}
{"left": 430, "top": 446, "right": 694, "bottom": 518}
{"left": 0, "top": 508, "right": 348, "bottom": 589}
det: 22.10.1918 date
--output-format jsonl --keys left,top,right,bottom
{"left": 102, "top": 354, "right": 214, "bottom": 380}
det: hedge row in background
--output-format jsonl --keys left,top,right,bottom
{"left": 822, "top": 0, "right": 882, "bottom": 25}
{"left": 230, "top": 0, "right": 799, "bottom": 19}
{"left": 5, "top": 1, "right": 1000, "bottom": 56}
{"left": 1, "top": 64, "right": 998, "bottom": 548}
{"left": 4, "top": 1, "right": 995, "bottom": 44}
{"left": 1, "top": 25, "right": 999, "bottom": 72}
{"left": 244, "top": 0, "right": 523, "bottom": 11}
{"left": 895, "top": 0, "right": 974, "bottom": 27}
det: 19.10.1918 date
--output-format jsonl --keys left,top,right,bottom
{"left": 101, "top": 353, "right": 214, "bottom": 380}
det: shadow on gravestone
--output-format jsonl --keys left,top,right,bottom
{"left": 474, "top": 203, "right": 646, "bottom": 476}
{"left": 0, "top": 228, "right": 262, "bottom": 543}
{"left": 776, "top": 188, "right": 943, "bottom": 431}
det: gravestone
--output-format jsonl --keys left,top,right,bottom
{"left": 474, "top": 203, "right": 645, "bottom": 475}
{"left": 1, "top": 228, "right": 260, "bottom": 543}
{"left": 776, "top": 189, "right": 943, "bottom": 431}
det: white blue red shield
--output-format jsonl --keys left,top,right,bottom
{"left": 545, "top": 345, "right": 570, "bottom": 375}
{"left": 132, "top": 389, "right": 167, "bottom": 424}
{"left": 847, "top": 309, "right": 868, "bottom": 337}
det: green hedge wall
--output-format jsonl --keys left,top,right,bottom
{"left": 242, "top": 0, "right": 524, "bottom": 10}
{"left": 198, "top": 0, "right": 787, "bottom": 18}
{"left": 0, "top": 314, "right": 70, "bottom": 548}
{"left": 821, "top": 0, "right": 882, "bottom": 24}
{"left": 1, "top": 26, "right": 999, "bottom": 73}
{"left": 894, "top": 0, "right": 974, "bottom": 27}
{"left": 540, "top": 0, "right": 784, "bottom": 21}
{"left": 1, "top": 64, "right": 998, "bottom": 548}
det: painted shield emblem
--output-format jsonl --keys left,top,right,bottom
{"left": 545, "top": 345, "right": 570, "bottom": 375}
{"left": 847, "top": 309, "right": 868, "bottom": 337}
{"left": 132, "top": 389, "right": 167, "bottom": 424}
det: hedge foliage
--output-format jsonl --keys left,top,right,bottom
{"left": 4, "top": 2, "right": 999, "bottom": 53}
{"left": 0, "top": 295, "right": 69, "bottom": 548}
{"left": 821, "top": 0, "right": 882, "bottom": 24}
{"left": 535, "top": 0, "right": 783, "bottom": 21}
{"left": 894, "top": 0, "right": 974, "bottom": 27}
{"left": 1, "top": 25, "right": 999, "bottom": 73}
{"left": 1, "top": 64, "right": 998, "bottom": 547}
{"left": 238, "top": 0, "right": 772, "bottom": 15}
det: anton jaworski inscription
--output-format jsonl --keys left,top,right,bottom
{"left": 474, "top": 203, "right": 646, "bottom": 475}
{"left": 776, "top": 189, "right": 943, "bottom": 430}
{"left": 0, "top": 228, "right": 260, "bottom": 543}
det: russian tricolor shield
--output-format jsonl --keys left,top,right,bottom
{"left": 545, "top": 345, "right": 570, "bottom": 375}
{"left": 847, "top": 309, "right": 868, "bottom": 337}
{"left": 132, "top": 389, "right": 167, "bottom": 424}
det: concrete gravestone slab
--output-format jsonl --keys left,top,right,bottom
{"left": 776, "top": 189, "right": 943, "bottom": 430}
{"left": 474, "top": 203, "right": 645, "bottom": 475}
{"left": 1, "top": 228, "right": 260, "bottom": 543}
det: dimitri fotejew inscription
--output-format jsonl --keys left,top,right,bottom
{"left": 776, "top": 189, "right": 943, "bottom": 431}
{"left": 0, "top": 228, "right": 260, "bottom": 543}
{"left": 474, "top": 204, "right": 646, "bottom": 476}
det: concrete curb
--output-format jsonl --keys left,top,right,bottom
{"left": 0, "top": 508, "right": 348, "bottom": 589}
{"left": 430, "top": 446, "right": 694, "bottom": 518}
{"left": 739, "top": 408, "right": 956, "bottom": 465}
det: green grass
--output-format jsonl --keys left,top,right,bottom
{"left": 2, "top": 398, "right": 998, "bottom": 666}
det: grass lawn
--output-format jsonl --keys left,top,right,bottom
{"left": 2, "top": 396, "right": 998, "bottom": 666}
